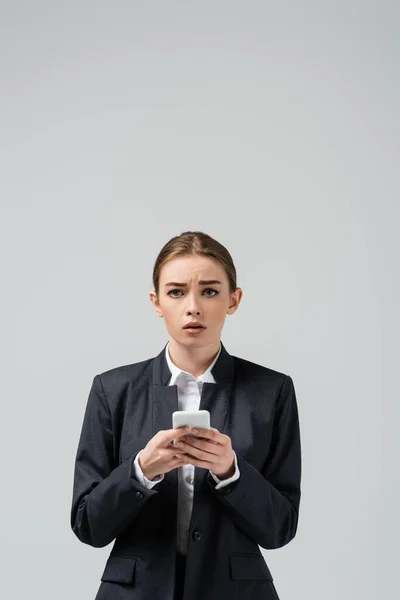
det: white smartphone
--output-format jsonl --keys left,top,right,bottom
{"left": 172, "top": 410, "right": 210, "bottom": 445}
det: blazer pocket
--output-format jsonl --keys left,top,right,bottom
{"left": 100, "top": 556, "right": 137, "bottom": 585}
{"left": 229, "top": 553, "right": 273, "bottom": 581}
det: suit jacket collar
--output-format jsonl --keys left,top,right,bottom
{"left": 153, "top": 340, "right": 234, "bottom": 387}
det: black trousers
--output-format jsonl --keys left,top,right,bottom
{"left": 174, "top": 552, "right": 187, "bottom": 600}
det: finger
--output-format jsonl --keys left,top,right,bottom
{"left": 164, "top": 426, "right": 190, "bottom": 444}
{"left": 168, "top": 446, "right": 187, "bottom": 456}
{"left": 175, "top": 440, "right": 219, "bottom": 460}
{"left": 178, "top": 437, "right": 220, "bottom": 456}
{"left": 173, "top": 451, "right": 188, "bottom": 462}
{"left": 190, "top": 427, "right": 222, "bottom": 444}
{"left": 173, "top": 426, "right": 191, "bottom": 436}
{"left": 172, "top": 452, "right": 187, "bottom": 460}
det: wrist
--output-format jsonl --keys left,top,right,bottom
{"left": 214, "top": 457, "right": 235, "bottom": 479}
{"left": 138, "top": 452, "right": 158, "bottom": 481}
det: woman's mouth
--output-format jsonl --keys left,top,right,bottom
{"left": 183, "top": 325, "right": 206, "bottom": 334}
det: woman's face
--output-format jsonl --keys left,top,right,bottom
{"left": 150, "top": 254, "right": 242, "bottom": 349}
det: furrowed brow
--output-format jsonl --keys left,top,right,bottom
{"left": 164, "top": 280, "right": 222, "bottom": 287}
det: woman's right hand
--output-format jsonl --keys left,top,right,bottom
{"left": 138, "top": 426, "right": 191, "bottom": 481}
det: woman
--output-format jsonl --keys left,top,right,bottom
{"left": 70, "top": 231, "right": 302, "bottom": 600}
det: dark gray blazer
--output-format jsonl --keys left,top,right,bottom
{"left": 70, "top": 341, "right": 302, "bottom": 600}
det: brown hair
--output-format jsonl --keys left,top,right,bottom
{"left": 152, "top": 231, "right": 238, "bottom": 297}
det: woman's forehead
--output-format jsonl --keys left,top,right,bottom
{"left": 160, "top": 256, "right": 227, "bottom": 284}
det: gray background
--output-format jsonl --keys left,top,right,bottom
{"left": 1, "top": 1, "right": 399, "bottom": 599}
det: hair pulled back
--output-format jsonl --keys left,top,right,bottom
{"left": 152, "top": 231, "right": 238, "bottom": 297}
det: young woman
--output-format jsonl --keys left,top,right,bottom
{"left": 70, "top": 231, "right": 302, "bottom": 600}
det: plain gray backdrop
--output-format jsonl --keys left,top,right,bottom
{"left": 1, "top": 1, "right": 399, "bottom": 599}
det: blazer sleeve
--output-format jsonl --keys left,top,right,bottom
{"left": 70, "top": 374, "right": 159, "bottom": 548}
{"left": 206, "top": 374, "right": 302, "bottom": 550}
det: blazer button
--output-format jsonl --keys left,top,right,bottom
{"left": 192, "top": 529, "right": 202, "bottom": 542}
{"left": 136, "top": 491, "right": 144, "bottom": 499}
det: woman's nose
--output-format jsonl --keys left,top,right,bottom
{"left": 186, "top": 303, "right": 200, "bottom": 316}
{"left": 185, "top": 292, "right": 201, "bottom": 315}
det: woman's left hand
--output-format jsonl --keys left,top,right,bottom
{"left": 174, "top": 427, "right": 235, "bottom": 479}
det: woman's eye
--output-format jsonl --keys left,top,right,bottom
{"left": 167, "top": 288, "right": 219, "bottom": 297}
{"left": 168, "top": 289, "right": 183, "bottom": 297}
{"left": 204, "top": 288, "right": 219, "bottom": 297}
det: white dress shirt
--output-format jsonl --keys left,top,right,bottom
{"left": 133, "top": 341, "right": 240, "bottom": 555}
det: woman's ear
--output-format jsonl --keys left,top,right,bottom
{"left": 227, "top": 288, "right": 243, "bottom": 314}
{"left": 149, "top": 290, "right": 163, "bottom": 317}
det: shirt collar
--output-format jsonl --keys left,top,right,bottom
{"left": 165, "top": 341, "right": 222, "bottom": 386}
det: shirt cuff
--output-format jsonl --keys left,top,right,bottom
{"left": 133, "top": 450, "right": 164, "bottom": 488}
{"left": 209, "top": 450, "right": 240, "bottom": 490}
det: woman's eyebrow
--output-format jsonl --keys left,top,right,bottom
{"left": 164, "top": 280, "right": 222, "bottom": 287}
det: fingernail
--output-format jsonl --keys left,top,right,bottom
{"left": 193, "top": 428, "right": 199, "bottom": 434}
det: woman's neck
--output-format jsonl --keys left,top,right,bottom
{"left": 167, "top": 339, "right": 220, "bottom": 379}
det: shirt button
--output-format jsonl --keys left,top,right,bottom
{"left": 192, "top": 529, "right": 202, "bottom": 542}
